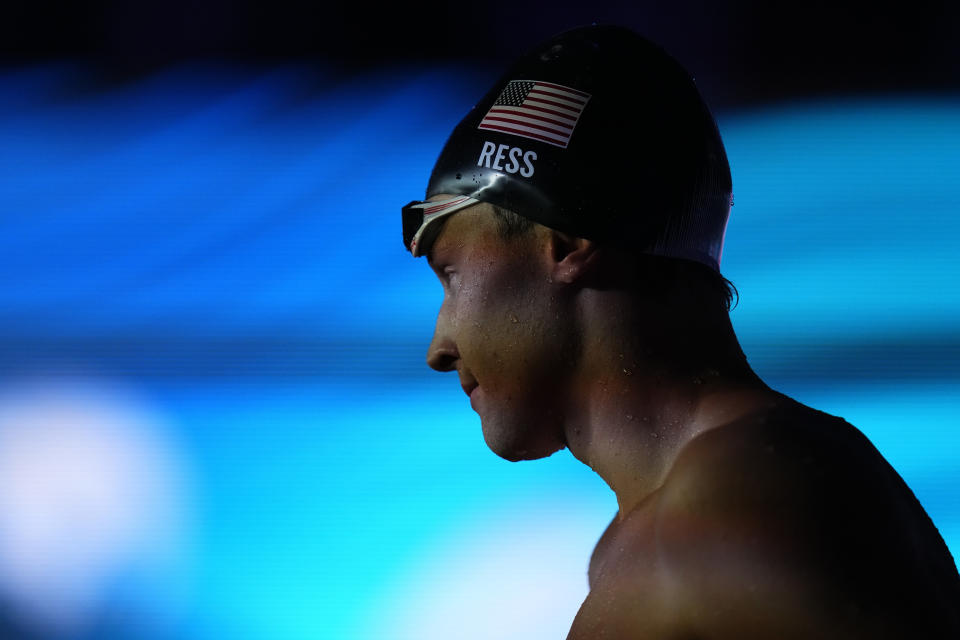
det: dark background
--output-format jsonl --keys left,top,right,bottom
{"left": 0, "top": 3, "right": 957, "bottom": 639}
{"left": 4, "top": 0, "right": 959, "bottom": 105}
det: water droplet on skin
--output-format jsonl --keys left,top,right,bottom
{"left": 509, "top": 313, "right": 519, "bottom": 323}
{"left": 652, "top": 432, "right": 660, "bottom": 439}
{"left": 625, "top": 414, "right": 633, "bottom": 421}
{"left": 622, "top": 368, "right": 632, "bottom": 376}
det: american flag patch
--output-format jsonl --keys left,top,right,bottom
{"left": 477, "top": 80, "right": 591, "bottom": 149}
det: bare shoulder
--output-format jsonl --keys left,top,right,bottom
{"left": 569, "top": 399, "right": 960, "bottom": 639}
{"left": 660, "top": 397, "right": 955, "bottom": 567}
{"left": 661, "top": 398, "right": 899, "bottom": 525}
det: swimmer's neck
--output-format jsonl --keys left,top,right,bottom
{"left": 558, "top": 286, "right": 778, "bottom": 518}
{"left": 565, "top": 366, "right": 779, "bottom": 519}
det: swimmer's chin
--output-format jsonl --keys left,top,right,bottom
{"left": 480, "top": 420, "right": 568, "bottom": 461}
{"left": 493, "top": 444, "right": 568, "bottom": 462}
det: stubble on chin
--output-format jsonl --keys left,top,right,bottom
{"left": 479, "top": 408, "right": 567, "bottom": 462}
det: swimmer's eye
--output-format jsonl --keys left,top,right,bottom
{"left": 428, "top": 259, "right": 447, "bottom": 280}
{"left": 442, "top": 266, "right": 458, "bottom": 287}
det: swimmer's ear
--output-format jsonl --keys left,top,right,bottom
{"left": 548, "top": 230, "right": 600, "bottom": 285}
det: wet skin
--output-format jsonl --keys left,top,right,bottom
{"left": 573, "top": 399, "right": 960, "bottom": 639}
{"left": 421, "top": 198, "right": 960, "bottom": 638}
{"left": 425, "top": 203, "right": 575, "bottom": 461}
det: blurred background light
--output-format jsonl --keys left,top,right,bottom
{"left": 0, "top": 380, "right": 188, "bottom": 638}
{"left": 0, "top": 2, "right": 958, "bottom": 637}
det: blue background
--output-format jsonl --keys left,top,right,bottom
{"left": 0, "top": 59, "right": 957, "bottom": 638}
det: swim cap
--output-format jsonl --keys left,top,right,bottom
{"left": 402, "top": 24, "right": 732, "bottom": 271}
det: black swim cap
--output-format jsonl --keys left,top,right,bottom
{"left": 403, "top": 24, "right": 732, "bottom": 271}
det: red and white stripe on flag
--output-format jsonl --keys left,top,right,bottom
{"left": 477, "top": 80, "right": 591, "bottom": 149}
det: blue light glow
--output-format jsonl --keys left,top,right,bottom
{"left": 0, "top": 64, "right": 957, "bottom": 638}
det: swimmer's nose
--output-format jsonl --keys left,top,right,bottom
{"left": 427, "top": 317, "right": 459, "bottom": 373}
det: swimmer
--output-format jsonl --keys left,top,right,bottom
{"left": 402, "top": 25, "right": 960, "bottom": 638}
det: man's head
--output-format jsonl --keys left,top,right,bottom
{"left": 403, "top": 25, "right": 738, "bottom": 460}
